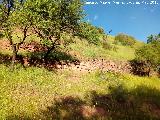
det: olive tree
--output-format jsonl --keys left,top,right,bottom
{"left": 25, "top": 0, "right": 84, "bottom": 59}
{"left": 0, "top": 0, "right": 84, "bottom": 68}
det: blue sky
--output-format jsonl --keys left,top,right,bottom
{"left": 83, "top": 0, "right": 160, "bottom": 42}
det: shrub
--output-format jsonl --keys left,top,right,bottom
{"left": 114, "top": 33, "right": 136, "bottom": 46}
{"left": 147, "top": 33, "right": 160, "bottom": 43}
{"left": 130, "top": 59, "right": 151, "bottom": 77}
{"left": 102, "top": 42, "right": 118, "bottom": 51}
{"left": 102, "top": 42, "right": 112, "bottom": 50}
{"left": 135, "top": 40, "right": 160, "bottom": 76}
{"left": 77, "top": 22, "right": 105, "bottom": 45}
{"left": 0, "top": 32, "right": 4, "bottom": 38}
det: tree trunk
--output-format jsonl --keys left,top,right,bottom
{"left": 44, "top": 36, "right": 60, "bottom": 61}
{"left": 157, "top": 65, "right": 160, "bottom": 78}
{"left": 11, "top": 44, "right": 17, "bottom": 70}
{"left": 45, "top": 45, "right": 55, "bottom": 58}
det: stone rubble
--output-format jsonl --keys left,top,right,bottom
{"left": 56, "top": 59, "right": 133, "bottom": 74}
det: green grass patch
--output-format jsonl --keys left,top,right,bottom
{"left": 67, "top": 38, "right": 136, "bottom": 61}
{"left": 0, "top": 64, "right": 160, "bottom": 119}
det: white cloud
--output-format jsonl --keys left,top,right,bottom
{"left": 93, "top": 15, "right": 98, "bottom": 20}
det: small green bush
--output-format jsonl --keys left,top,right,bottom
{"left": 135, "top": 40, "right": 160, "bottom": 76}
{"left": 147, "top": 33, "right": 160, "bottom": 43}
{"left": 77, "top": 22, "right": 105, "bottom": 45}
{"left": 114, "top": 33, "right": 136, "bottom": 46}
{"left": 0, "top": 32, "right": 4, "bottom": 38}
{"left": 102, "top": 42, "right": 118, "bottom": 52}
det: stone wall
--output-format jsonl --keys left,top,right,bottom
{"left": 56, "top": 59, "right": 133, "bottom": 74}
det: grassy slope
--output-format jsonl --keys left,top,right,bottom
{"left": 0, "top": 65, "right": 160, "bottom": 119}
{"left": 67, "top": 35, "right": 143, "bottom": 61}
{"left": 0, "top": 34, "right": 144, "bottom": 61}
{"left": 1, "top": 35, "right": 160, "bottom": 119}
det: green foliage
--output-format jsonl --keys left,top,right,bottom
{"left": 135, "top": 40, "right": 160, "bottom": 70}
{"left": 0, "top": 31, "right": 4, "bottom": 38}
{"left": 25, "top": 0, "right": 84, "bottom": 46}
{"left": 41, "top": 39, "right": 53, "bottom": 47}
{"left": 0, "top": 0, "right": 33, "bottom": 68}
{"left": 67, "top": 37, "right": 135, "bottom": 60}
{"left": 147, "top": 33, "right": 160, "bottom": 43}
{"left": 0, "top": 0, "right": 84, "bottom": 64}
{"left": 147, "top": 34, "right": 154, "bottom": 43}
{"left": 61, "top": 32, "right": 74, "bottom": 46}
{"left": 1, "top": 0, "right": 31, "bottom": 35}
{"left": 102, "top": 42, "right": 118, "bottom": 51}
{"left": 114, "top": 33, "right": 136, "bottom": 46}
{"left": 77, "top": 22, "right": 105, "bottom": 45}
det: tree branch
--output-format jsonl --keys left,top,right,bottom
{"left": 17, "top": 25, "right": 29, "bottom": 50}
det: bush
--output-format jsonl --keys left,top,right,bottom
{"left": 136, "top": 41, "right": 160, "bottom": 67}
{"left": 130, "top": 59, "right": 151, "bottom": 76}
{"left": 77, "top": 22, "right": 105, "bottom": 45}
{"left": 114, "top": 33, "right": 136, "bottom": 46}
{"left": 0, "top": 31, "right": 4, "bottom": 38}
{"left": 147, "top": 33, "right": 160, "bottom": 43}
{"left": 135, "top": 40, "right": 160, "bottom": 75}
{"left": 102, "top": 42, "right": 118, "bottom": 51}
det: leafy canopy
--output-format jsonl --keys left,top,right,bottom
{"left": 77, "top": 22, "right": 105, "bottom": 45}
{"left": 147, "top": 33, "right": 160, "bottom": 43}
{"left": 135, "top": 40, "right": 160, "bottom": 69}
{"left": 0, "top": 0, "right": 32, "bottom": 44}
{"left": 24, "top": 0, "right": 84, "bottom": 47}
{"left": 0, "top": 0, "right": 84, "bottom": 67}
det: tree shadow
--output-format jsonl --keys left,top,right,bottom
{"left": 0, "top": 49, "right": 79, "bottom": 71}
{"left": 0, "top": 53, "right": 12, "bottom": 66}
{"left": 39, "top": 96, "right": 86, "bottom": 120}
{"left": 90, "top": 85, "right": 160, "bottom": 120}
{"left": 0, "top": 32, "right": 4, "bottom": 38}
{"left": 26, "top": 50, "right": 79, "bottom": 71}
{"left": 129, "top": 59, "right": 151, "bottom": 77}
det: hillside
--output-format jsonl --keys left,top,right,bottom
{"left": 0, "top": 35, "right": 144, "bottom": 74}
{"left": 0, "top": 35, "right": 160, "bottom": 119}
{"left": 0, "top": 34, "right": 144, "bottom": 61}
{"left": 1, "top": 0, "right": 160, "bottom": 119}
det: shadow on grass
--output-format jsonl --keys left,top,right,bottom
{"left": 6, "top": 115, "right": 32, "bottom": 120}
{"left": 129, "top": 59, "right": 151, "bottom": 77}
{"left": 89, "top": 86, "right": 160, "bottom": 120}
{"left": 0, "top": 53, "right": 11, "bottom": 66}
{"left": 0, "top": 50, "right": 79, "bottom": 71}
{"left": 6, "top": 85, "right": 160, "bottom": 120}
{"left": 39, "top": 96, "right": 86, "bottom": 120}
